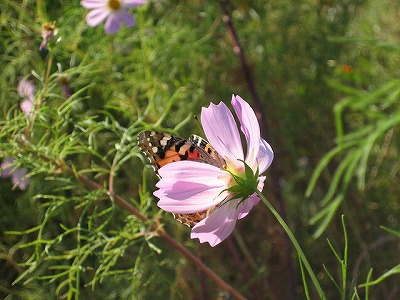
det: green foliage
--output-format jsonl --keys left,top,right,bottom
{"left": 358, "top": 226, "right": 400, "bottom": 291}
{"left": 1, "top": 0, "right": 399, "bottom": 299}
{"left": 322, "top": 216, "right": 361, "bottom": 300}
{"left": 306, "top": 79, "right": 400, "bottom": 237}
{"left": 359, "top": 264, "right": 400, "bottom": 290}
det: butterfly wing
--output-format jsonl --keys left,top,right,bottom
{"left": 137, "top": 131, "right": 225, "bottom": 173}
{"left": 137, "top": 131, "right": 225, "bottom": 227}
{"left": 189, "top": 134, "right": 226, "bottom": 168}
{"left": 138, "top": 131, "right": 189, "bottom": 174}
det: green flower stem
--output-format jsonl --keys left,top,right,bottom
{"left": 256, "top": 190, "right": 325, "bottom": 299}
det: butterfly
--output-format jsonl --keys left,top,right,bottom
{"left": 137, "top": 130, "right": 225, "bottom": 227}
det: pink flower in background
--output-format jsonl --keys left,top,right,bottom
{"left": 1, "top": 157, "right": 30, "bottom": 190}
{"left": 154, "top": 95, "right": 274, "bottom": 246}
{"left": 81, "top": 0, "right": 146, "bottom": 34}
{"left": 18, "top": 79, "right": 35, "bottom": 117}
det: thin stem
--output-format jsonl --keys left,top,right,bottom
{"left": 25, "top": 51, "right": 53, "bottom": 136}
{"left": 341, "top": 215, "right": 348, "bottom": 300}
{"left": 217, "top": 1, "right": 297, "bottom": 297}
{"left": 218, "top": 1, "right": 259, "bottom": 109}
{"left": 49, "top": 156, "right": 246, "bottom": 300}
{"left": 256, "top": 190, "right": 326, "bottom": 299}
{"left": 36, "top": 0, "right": 46, "bottom": 22}
{"left": 299, "top": 256, "right": 311, "bottom": 300}
{"left": 157, "top": 229, "right": 247, "bottom": 300}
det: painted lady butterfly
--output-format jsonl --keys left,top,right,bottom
{"left": 137, "top": 131, "right": 225, "bottom": 227}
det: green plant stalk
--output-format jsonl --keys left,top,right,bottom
{"left": 341, "top": 215, "right": 348, "bottom": 300}
{"left": 364, "top": 269, "right": 373, "bottom": 300}
{"left": 299, "top": 256, "right": 311, "bottom": 300}
{"left": 256, "top": 190, "right": 325, "bottom": 299}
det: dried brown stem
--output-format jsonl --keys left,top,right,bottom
{"left": 50, "top": 156, "right": 246, "bottom": 300}
{"left": 218, "top": 1, "right": 296, "bottom": 298}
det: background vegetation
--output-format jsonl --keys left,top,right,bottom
{"left": 1, "top": 0, "right": 399, "bottom": 299}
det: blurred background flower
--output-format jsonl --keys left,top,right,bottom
{"left": 1, "top": 157, "right": 30, "bottom": 190}
{"left": 18, "top": 79, "right": 35, "bottom": 117}
{"left": 81, "top": 0, "right": 146, "bottom": 34}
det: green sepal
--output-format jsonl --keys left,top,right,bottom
{"left": 224, "top": 160, "right": 260, "bottom": 206}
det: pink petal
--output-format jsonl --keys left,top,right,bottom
{"left": 81, "top": 0, "right": 107, "bottom": 9}
{"left": 156, "top": 182, "right": 226, "bottom": 213}
{"left": 17, "top": 177, "right": 30, "bottom": 190}
{"left": 237, "top": 194, "right": 259, "bottom": 220}
{"left": 1, "top": 157, "right": 30, "bottom": 190}
{"left": 237, "top": 176, "right": 264, "bottom": 219}
{"left": 11, "top": 168, "right": 29, "bottom": 190}
{"left": 86, "top": 8, "right": 110, "bottom": 27}
{"left": 231, "top": 95, "right": 261, "bottom": 170}
{"left": 17, "top": 79, "right": 35, "bottom": 101}
{"left": 257, "top": 138, "right": 274, "bottom": 173}
{"left": 191, "top": 201, "right": 240, "bottom": 247}
{"left": 1, "top": 157, "right": 14, "bottom": 178}
{"left": 114, "top": 10, "right": 136, "bottom": 27}
{"left": 123, "top": 0, "right": 146, "bottom": 7}
{"left": 154, "top": 161, "right": 229, "bottom": 214}
{"left": 201, "top": 101, "right": 243, "bottom": 169}
{"left": 104, "top": 10, "right": 135, "bottom": 33}
{"left": 257, "top": 175, "right": 266, "bottom": 192}
{"left": 20, "top": 99, "right": 33, "bottom": 117}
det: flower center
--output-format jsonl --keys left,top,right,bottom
{"left": 108, "top": 0, "right": 121, "bottom": 10}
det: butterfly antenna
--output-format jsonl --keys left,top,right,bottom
{"left": 194, "top": 115, "right": 203, "bottom": 131}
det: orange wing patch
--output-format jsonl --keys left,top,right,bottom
{"left": 137, "top": 130, "right": 225, "bottom": 227}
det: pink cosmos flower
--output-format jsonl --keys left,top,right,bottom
{"left": 18, "top": 79, "right": 36, "bottom": 117}
{"left": 154, "top": 95, "right": 274, "bottom": 247}
{"left": 81, "top": 0, "right": 146, "bottom": 34}
{"left": 1, "top": 157, "right": 30, "bottom": 190}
